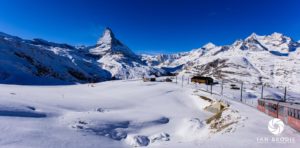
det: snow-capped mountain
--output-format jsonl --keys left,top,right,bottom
{"left": 88, "top": 28, "right": 165, "bottom": 79}
{"left": 0, "top": 28, "right": 165, "bottom": 85}
{"left": 89, "top": 27, "right": 137, "bottom": 58}
{"left": 143, "top": 32, "right": 300, "bottom": 92}
{"left": 141, "top": 53, "right": 186, "bottom": 66}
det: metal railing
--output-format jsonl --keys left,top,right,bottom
{"left": 171, "top": 75, "right": 299, "bottom": 108}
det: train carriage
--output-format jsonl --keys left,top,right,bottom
{"left": 279, "top": 102, "right": 300, "bottom": 131}
{"left": 257, "top": 99, "right": 266, "bottom": 112}
{"left": 257, "top": 99, "right": 279, "bottom": 118}
{"left": 257, "top": 98, "right": 300, "bottom": 132}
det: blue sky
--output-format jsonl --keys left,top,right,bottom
{"left": 0, "top": 0, "right": 299, "bottom": 54}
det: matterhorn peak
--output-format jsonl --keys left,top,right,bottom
{"left": 97, "top": 27, "right": 115, "bottom": 45}
{"left": 90, "top": 27, "right": 137, "bottom": 58}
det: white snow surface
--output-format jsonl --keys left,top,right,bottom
{"left": 0, "top": 80, "right": 299, "bottom": 148}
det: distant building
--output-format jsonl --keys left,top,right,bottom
{"left": 143, "top": 75, "right": 156, "bottom": 82}
{"left": 191, "top": 76, "right": 213, "bottom": 85}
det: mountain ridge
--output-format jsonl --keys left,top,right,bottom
{"left": 142, "top": 32, "right": 300, "bottom": 92}
{"left": 0, "top": 29, "right": 299, "bottom": 92}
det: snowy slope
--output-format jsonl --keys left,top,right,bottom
{"left": 0, "top": 32, "right": 111, "bottom": 85}
{"left": 0, "top": 80, "right": 298, "bottom": 147}
{"left": 144, "top": 32, "right": 300, "bottom": 93}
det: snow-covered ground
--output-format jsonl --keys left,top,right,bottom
{"left": 0, "top": 80, "right": 299, "bottom": 147}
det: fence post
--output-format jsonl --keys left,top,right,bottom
{"left": 261, "top": 84, "right": 264, "bottom": 99}
{"left": 187, "top": 77, "right": 189, "bottom": 85}
{"left": 210, "top": 84, "right": 213, "bottom": 95}
{"left": 283, "top": 87, "right": 287, "bottom": 102}
{"left": 221, "top": 80, "right": 224, "bottom": 96}
{"left": 206, "top": 84, "right": 208, "bottom": 91}
{"left": 240, "top": 82, "right": 243, "bottom": 102}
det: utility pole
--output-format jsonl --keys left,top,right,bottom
{"left": 240, "top": 82, "right": 243, "bottom": 102}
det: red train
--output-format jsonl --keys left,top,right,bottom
{"left": 257, "top": 98, "right": 300, "bottom": 132}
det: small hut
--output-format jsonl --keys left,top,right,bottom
{"left": 191, "top": 76, "right": 214, "bottom": 85}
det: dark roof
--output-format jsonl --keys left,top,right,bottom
{"left": 191, "top": 76, "right": 213, "bottom": 79}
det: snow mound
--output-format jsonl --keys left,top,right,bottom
{"left": 125, "top": 135, "right": 150, "bottom": 147}
{"left": 125, "top": 132, "right": 170, "bottom": 147}
{"left": 149, "top": 132, "right": 170, "bottom": 143}
{"left": 0, "top": 105, "right": 46, "bottom": 118}
{"left": 72, "top": 120, "right": 129, "bottom": 140}
{"left": 176, "top": 118, "right": 208, "bottom": 141}
{"left": 207, "top": 109, "right": 245, "bottom": 134}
